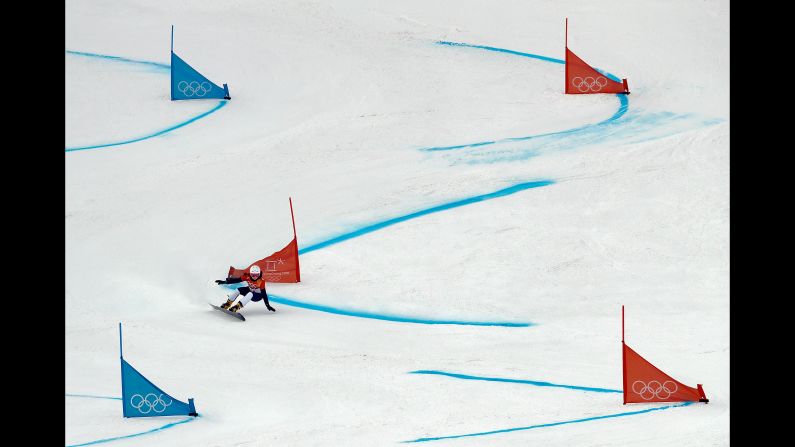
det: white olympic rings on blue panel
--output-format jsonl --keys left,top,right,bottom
{"left": 177, "top": 80, "right": 213, "bottom": 97}
{"left": 130, "top": 393, "right": 174, "bottom": 414}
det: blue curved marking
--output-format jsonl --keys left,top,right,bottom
{"left": 269, "top": 294, "right": 531, "bottom": 327}
{"left": 429, "top": 94, "right": 628, "bottom": 152}
{"left": 65, "top": 50, "right": 227, "bottom": 152}
{"left": 246, "top": 181, "right": 552, "bottom": 326}
{"left": 403, "top": 402, "right": 693, "bottom": 443}
{"left": 423, "top": 41, "right": 628, "bottom": 152}
{"left": 66, "top": 417, "right": 196, "bottom": 447}
{"left": 65, "top": 393, "right": 197, "bottom": 447}
{"left": 437, "top": 41, "right": 564, "bottom": 65}
{"left": 300, "top": 180, "right": 554, "bottom": 255}
{"left": 423, "top": 95, "right": 628, "bottom": 152}
{"left": 436, "top": 41, "right": 622, "bottom": 83}
{"left": 409, "top": 370, "right": 621, "bottom": 393}
{"left": 66, "top": 101, "right": 227, "bottom": 152}
{"left": 65, "top": 393, "right": 122, "bottom": 401}
{"left": 66, "top": 50, "right": 170, "bottom": 70}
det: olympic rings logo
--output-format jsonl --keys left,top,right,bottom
{"left": 177, "top": 80, "right": 212, "bottom": 97}
{"left": 130, "top": 393, "right": 173, "bottom": 414}
{"left": 571, "top": 76, "right": 608, "bottom": 93}
{"left": 631, "top": 380, "right": 678, "bottom": 400}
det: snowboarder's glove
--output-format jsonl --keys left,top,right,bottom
{"left": 215, "top": 279, "right": 227, "bottom": 284}
{"left": 267, "top": 305, "right": 276, "bottom": 312}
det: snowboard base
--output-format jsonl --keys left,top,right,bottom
{"left": 209, "top": 303, "right": 245, "bottom": 321}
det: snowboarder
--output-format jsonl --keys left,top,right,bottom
{"left": 215, "top": 265, "right": 276, "bottom": 313}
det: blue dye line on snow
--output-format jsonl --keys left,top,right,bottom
{"left": 66, "top": 416, "right": 197, "bottom": 447}
{"left": 436, "top": 41, "right": 622, "bottom": 82}
{"left": 65, "top": 393, "right": 122, "bottom": 401}
{"left": 206, "top": 41, "right": 563, "bottom": 327}
{"left": 245, "top": 181, "right": 552, "bottom": 326}
{"left": 66, "top": 50, "right": 170, "bottom": 70}
{"left": 437, "top": 41, "right": 564, "bottom": 65}
{"left": 397, "top": 43, "right": 698, "bottom": 442}
{"left": 300, "top": 180, "right": 554, "bottom": 255}
{"left": 66, "top": 101, "right": 227, "bottom": 152}
{"left": 65, "top": 50, "right": 227, "bottom": 152}
{"left": 422, "top": 96, "right": 629, "bottom": 151}
{"left": 424, "top": 94, "right": 628, "bottom": 152}
{"left": 268, "top": 294, "right": 531, "bottom": 327}
{"left": 409, "top": 370, "right": 622, "bottom": 393}
{"left": 424, "top": 41, "right": 628, "bottom": 152}
{"left": 64, "top": 393, "right": 197, "bottom": 447}
{"left": 403, "top": 401, "right": 693, "bottom": 443}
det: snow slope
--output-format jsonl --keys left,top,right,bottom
{"left": 66, "top": 0, "right": 729, "bottom": 445}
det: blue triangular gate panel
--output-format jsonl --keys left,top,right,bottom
{"left": 121, "top": 358, "right": 197, "bottom": 417}
{"left": 171, "top": 52, "right": 230, "bottom": 100}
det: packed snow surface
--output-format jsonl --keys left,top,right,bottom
{"left": 66, "top": 1, "right": 729, "bottom": 445}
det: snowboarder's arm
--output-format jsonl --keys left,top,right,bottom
{"left": 262, "top": 286, "right": 276, "bottom": 312}
{"left": 215, "top": 276, "right": 244, "bottom": 285}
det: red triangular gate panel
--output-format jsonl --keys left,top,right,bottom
{"left": 566, "top": 47, "right": 629, "bottom": 94}
{"left": 228, "top": 237, "right": 300, "bottom": 283}
{"left": 623, "top": 343, "right": 707, "bottom": 403}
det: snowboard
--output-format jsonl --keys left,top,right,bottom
{"left": 209, "top": 303, "right": 245, "bottom": 321}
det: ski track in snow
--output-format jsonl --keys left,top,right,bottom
{"left": 66, "top": 39, "right": 704, "bottom": 445}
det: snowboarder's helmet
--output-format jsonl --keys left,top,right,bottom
{"left": 249, "top": 265, "right": 262, "bottom": 278}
